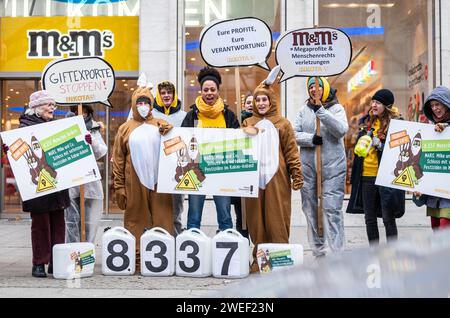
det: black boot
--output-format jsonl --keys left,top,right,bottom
{"left": 32, "top": 265, "right": 47, "bottom": 278}
{"left": 47, "top": 264, "right": 53, "bottom": 274}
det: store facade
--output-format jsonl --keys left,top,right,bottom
{"left": 1, "top": 0, "right": 449, "bottom": 215}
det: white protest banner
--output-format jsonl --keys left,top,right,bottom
{"left": 157, "top": 127, "right": 259, "bottom": 197}
{"left": 375, "top": 119, "right": 450, "bottom": 199}
{"left": 275, "top": 27, "right": 352, "bottom": 80}
{"left": 42, "top": 57, "right": 115, "bottom": 107}
{"left": 199, "top": 17, "right": 273, "bottom": 70}
{"left": 0, "top": 116, "right": 101, "bottom": 201}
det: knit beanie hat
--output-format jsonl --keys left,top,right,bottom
{"left": 372, "top": 89, "right": 395, "bottom": 108}
{"left": 306, "top": 77, "right": 331, "bottom": 103}
{"left": 29, "top": 90, "right": 55, "bottom": 108}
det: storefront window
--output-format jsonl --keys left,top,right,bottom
{"left": 318, "top": 0, "right": 432, "bottom": 192}
{"left": 184, "top": 0, "right": 281, "bottom": 115}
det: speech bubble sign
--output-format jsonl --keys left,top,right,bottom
{"left": 199, "top": 17, "right": 273, "bottom": 70}
{"left": 275, "top": 27, "right": 352, "bottom": 81}
{"left": 42, "top": 57, "right": 116, "bottom": 107}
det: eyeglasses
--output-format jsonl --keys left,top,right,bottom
{"left": 46, "top": 103, "right": 57, "bottom": 109}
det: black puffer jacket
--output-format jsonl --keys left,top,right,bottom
{"left": 346, "top": 114, "right": 405, "bottom": 218}
{"left": 19, "top": 113, "right": 70, "bottom": 213}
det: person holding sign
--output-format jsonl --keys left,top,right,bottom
{"left": 112, "top": 78, "right": 174, "bottom": 270}
{"left": 181, "top": 66, "right": 240, "bottom": 232}
{"left": 347, "top": 89, "right": 405, "bottom": 244}
{"left": 243, "top": 75, "right": 303, "bottom": 273}
{"left": 413, "top": 86, "right": 450, "bottom": 230}
{"left": 294, "top": 77, "right": 348, "bottom": 257}
{"left": 64, "top": 105, "right": 107, "bottom": 243}
{"left": 152, "top": 80, "right": 187, "bottom": 237}
{"left": 18, "top": 90, "right": 72, "bottom": 277}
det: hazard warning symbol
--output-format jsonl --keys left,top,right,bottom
{"left": 36, "top": 170, "right": 56, "bottom": 193}
{"left": 176, "top": 171, "right": 198, "bottom": 191}
{"left": 392, "top": 168, "right": 414, "bottom": 188}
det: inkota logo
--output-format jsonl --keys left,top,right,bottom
{"left": 291, "top": 31, "right": 338, "bottom": 46}
{"left": 27, "top": 29, "right": 114, "bottom": 58}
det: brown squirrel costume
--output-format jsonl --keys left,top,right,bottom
{"left": 113, "top": 79, "right": 174, "bottom": 268}
{"left": 243, "top": 71, "right": 303, "bottom": 273}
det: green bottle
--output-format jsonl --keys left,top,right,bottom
{"left": 354, "top": 128, "right": 374, "bottom": 158}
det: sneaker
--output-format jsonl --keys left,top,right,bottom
{"left": 32, "top": 265, "right": 47, "bottom": 278}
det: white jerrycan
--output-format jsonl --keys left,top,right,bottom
{"left": 102, "top": 226, "right": 136, "bottom": 276}
{"left": 212, "top": 229, "right": 250, "bottom": 279}
{"left": 140, "top": 227, "right": 175, "bottom": 276}
{"left": 175, "top": 228, "right": 211, "bottom": 277}
{"left": 52, "top": 242, "right": 95, "bottom": 279}
{"left": 256, "top": 243, "right": 303, "bottom": 274}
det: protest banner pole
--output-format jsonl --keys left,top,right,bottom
{"left": 314, "top": 77, "right": 324, "bottom": 237}
{"left": 78, "top": 103, "right": 86, "bottom": 242}
{"left": 235, "top": 67, "right": 247, "bottom": 231}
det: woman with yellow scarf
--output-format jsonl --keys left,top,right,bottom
{"left": 181, "top": 66, "right": 240, "bottom": 232}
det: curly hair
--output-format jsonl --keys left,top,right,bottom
{"left": 197, "top": 66, "right": 222, "bottom": 88}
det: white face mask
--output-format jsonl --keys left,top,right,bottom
{"left": 137, "top": 105, "right": 150, "bottom": 118}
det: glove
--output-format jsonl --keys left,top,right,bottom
{"left": 115, "top": 188, "right": 127, "bottom": 210}
{"left": 372, "top": 136, "right": 384, "bottom": 150}
{"left": 312, "top": 134, "right": 323, "bottom": 145}
{"left": 242, "top": 126, "right": 259, "bottom": 136}
{"left": 157, "top": 121, "right": 173, "bottom": 136}
{"left": 292, "top": 178, "right": 304, "bottom": 190}
{"left": 2, "top": 143, "right": 8, "bottom": 154}
{"left": 85, "top": 134, "right": 92, "bottom": 145}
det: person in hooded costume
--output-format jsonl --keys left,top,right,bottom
{"left": 243, "top": 75, "right": 303, "bottom": 273}
{"left": 294, "top": 77, "right": 348, "bottom": 257}
{"left": 413, "top": 86, "right": 450, "bottom": 230}
{"left": 112, "top": 78, "right": 174, "bottom": 268}
{"left": 152, "top": 81, "right": 187, "bottom": 237}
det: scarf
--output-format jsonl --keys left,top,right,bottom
{"left": 195, "top": 96, "right": 224, "bottom": 118}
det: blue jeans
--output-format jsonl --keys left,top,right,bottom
{"left": 187, "top": 195, "right": 232, "bottom": 231}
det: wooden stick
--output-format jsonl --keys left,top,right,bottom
{"left": 314, "top": 77, "right": 324, "bottom": 237}
{"left": 235, "top": 67, "right": 247, "bottom": 231}
{"left": 78, "top": 103, "right": 86, "bottom": 242}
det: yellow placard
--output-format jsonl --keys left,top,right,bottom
{"left": 0, "top": 16, "right": 138, "bottom": 72}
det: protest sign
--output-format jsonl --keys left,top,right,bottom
{"left": 42, "top": 57, "right": 115, "bottom": 107}
{"left": 275, "top": 27, "right": 352, "bottom": 81}
{"left": 376, "top": 119, "right": 450, "bottom": 199}
{"left": 199, "top": 17, "right": 273, "bottom": 70}
{"left": 0, "top": 116, "right": 101, "bottom": 201}
{"left": 157, "top": 127, "right": 259, "bottom": 197}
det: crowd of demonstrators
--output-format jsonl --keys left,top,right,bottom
{"left": 347, "top": 89, "right": 405, "bottom": 244}
{"left": 4, "top": 63, "right": 450, "bottom": 278}
{"left": 413, "top": 86, "right": 450, "bottom": 230}
{"left": 181, "top": 66, "right": 240, "bottom": 233}
{"left": 294, "top": 77, "right": 348, "bottom": 257}
{"left": 152, "top": 81, "right": 186, "bottom": 237}
{"left": 65, "top": 105, "right": 107, "bottom": 244}
{"left": 112, "top": 78, "right": 174, "bottom": 271}
{"left": 243, "top": 74, "right": 303, "bottom": 273}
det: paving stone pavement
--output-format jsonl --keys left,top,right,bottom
{"left": 0, "top": 195, "right": 431, "bottom": 298}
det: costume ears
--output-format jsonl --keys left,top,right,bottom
{"left": 263, "top": 65, "right": 281, "bottom": 86}
{"left": 137, "top": 73, "right": 154, "bottom": 90}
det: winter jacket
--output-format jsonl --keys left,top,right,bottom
{"left": 19, "top": 114, "right": 70, "bottom": 213}
{"left": 181, "top": 104, "right": 240, "bottom": 129}
{"left": 346, "top": 115, "right": 405, "bottom": 217}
